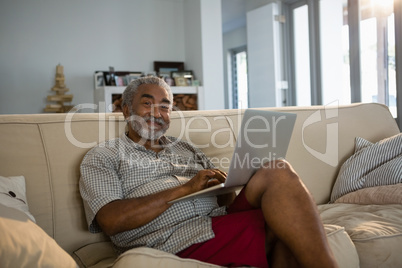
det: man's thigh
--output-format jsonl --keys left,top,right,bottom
{"left": 177, "top": 190, "right": 268, "bottom": 268}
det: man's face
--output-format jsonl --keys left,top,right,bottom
{"left": 124, "top": 84, "right": 171, "bottom": 141}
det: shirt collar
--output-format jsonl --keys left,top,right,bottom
{"left": 121, "top": 133, "right": 174, "bottom": 153}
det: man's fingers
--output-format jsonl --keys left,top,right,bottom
{"left": 198, "top": 169, "right": 227, "bottom": 184}
{"left": 207, "top": 179, "right": 221, "bottom": 187}
{"left": 214, "top": 169, "right": 227, "bottom": 176}
{"left": 197, "top": 170, "right": 216, "bottom": 184}
{"left": 212, "top": 169, "right": 227, "bottom": 182}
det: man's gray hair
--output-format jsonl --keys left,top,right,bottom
{"left": 122, "top": 77, "right": 173, "bottom": 109}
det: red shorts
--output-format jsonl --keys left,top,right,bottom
{"left": 176, "top": 189, "right": 268, "bottom": 268}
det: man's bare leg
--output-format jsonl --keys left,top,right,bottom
{"left": 245, "top": 160, "right": 338, "bottom": 268}
{"left": 265, "top": 227, "right": 300, "bottom": 267}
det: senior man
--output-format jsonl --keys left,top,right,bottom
{"left": 80, "top": 77, "right": 338, "bottom": 268}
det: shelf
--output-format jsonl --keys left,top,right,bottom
{"left": 94, "top": 86, "right": 203, "bottom": 112}
{"left": 95, "top": 86, "right": 198, "bottom": 94}
{"left": 171, "top": 86, "right": 198, "bottom": 94}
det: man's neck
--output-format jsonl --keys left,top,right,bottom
{"left": 126, "top": 130, "right": 163, "bottom": 153}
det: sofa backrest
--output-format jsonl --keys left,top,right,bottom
{"left": 0, "top": 103, "right": 399, "bottom": 254}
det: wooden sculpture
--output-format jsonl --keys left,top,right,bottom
{"left": 44, "top": 64, "right": 74, "bottom": 113}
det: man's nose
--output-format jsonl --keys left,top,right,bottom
{"left": 152, "top": 105, "right": 161, "bottom": 118}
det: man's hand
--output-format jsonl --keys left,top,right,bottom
{"left": 184, "top": 169, "right": 227, "bottom": 193}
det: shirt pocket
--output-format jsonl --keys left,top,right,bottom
{"left": 168, "top": 155, "right": 205, "bottom": 176}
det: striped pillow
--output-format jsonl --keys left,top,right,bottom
{"left": 330, "top": 133, "right": 402, "bottom": 203}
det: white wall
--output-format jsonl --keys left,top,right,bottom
{"left": 183, "top": 0, "right": 225, "bottom": 110}
{"left": 183, "top": 0, "right": 203, "bottom": 83}
{"left": 0, "top": 0, "right": 187, "bottom": 114}
{"left": 221, "top": 0, "right": 275, "bottom": 109}
{"left": 200, "top": 0, "right": 225, "bottom": 110}
{"left": 247, "top": 2, "right": 283, "bottom": 107}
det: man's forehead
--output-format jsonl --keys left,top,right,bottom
{"left": 135, "top": 84, "right": 169, "bottom": 98}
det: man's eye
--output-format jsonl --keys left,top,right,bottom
{"left": 161, "top": 104, "right": 170, "bottom": 110}
{"left": 144, "top": 101, "right": 151, "bottom": 106}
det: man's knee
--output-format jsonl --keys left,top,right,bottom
{"left": 245, "top": 160, "right": 300, "bottom": 202}
{"left": 256, "top": 160, "right": 298, "bottom": 184}
{"left": 262, "top": 159, "right": 292, "bottom": 170}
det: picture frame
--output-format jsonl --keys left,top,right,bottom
{"left": 171, "top": 70, "right": 193, "bottom": 78}
{"left": 146, "top": 71, "right": 156, "bottom": 77}
{"left": 126, "top": 72, "right": 143, "bottom": 84}
{"left": 154, "top": 61, "right": 184, "bottom": 76}
{"left": 174, "top": 77, "right": 188, "bottom": 87}
{"left": 163, "top": 76, "right": 175, "bottom": 86}
{"left": 115, "top": 76, "right": 127, "bottom": 86}
{"left": 95, "top": 70, "right": 142, "bottom": 86}
{"left": 172, "top": 72, "right": 193, "bottom": 86}
{"left": 185, "top": 76, "right": 193, "bottom": 86}
{"left": 94, "top": 72, "right": 105, "bottom": 88}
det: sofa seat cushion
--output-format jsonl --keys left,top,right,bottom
{"left": 73, "top": 224, "right": 357, "bottom": 268}
{"left": 318, "top": 203, "right": 402, "bottom": 267}
{"left": 114, "top": 247, "right": 222, "bottom": 268}
{"left": 323, "top": 224, "right": 359, "bottom": 268}
{"left": 73, "top": 242, "right": 117, "bottom": 268}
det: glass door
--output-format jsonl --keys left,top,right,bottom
{"left": 320, "top": 0, "right": 351, "bottom": 105}
{"left": 318, "top": 0, "right": 396, "bottom": 116}
{"left": 291, "top": 2, "right": 312, "bottom": 106}
{"left": 231, "top": 47, "right": 249, "bottom": 109}
{"left": 359, "top": 0, "right": 396, "bottom": 117}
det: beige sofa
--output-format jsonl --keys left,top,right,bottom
{"left": 0, "top": 103, "right": 401, "bottom": 268}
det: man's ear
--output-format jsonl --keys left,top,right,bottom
{"left": 122, "top": 105, "right": 130, "bottom": 120}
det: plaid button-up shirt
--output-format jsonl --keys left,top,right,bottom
{"left": 79, "top": 133, "right": 226, "bottom": 255}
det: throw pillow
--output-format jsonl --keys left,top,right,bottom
{"left": 0, "top": 175, "right": 35, "bottom": 222}
{"left": 0, "top": 203, "right": 77, "bottom": 268}
{"left": 334, "top": 183, "right": 402, "bottom": 205}
{"left": 330, "top": 133, "right": 402, "bottom": 203}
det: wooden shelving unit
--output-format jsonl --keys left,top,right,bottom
{"left": 94, "top": 86, "right": 203, "bottom": 113}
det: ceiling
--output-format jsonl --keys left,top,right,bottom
{"left": 221, "top": 0, "right": 273, "bottom": 33}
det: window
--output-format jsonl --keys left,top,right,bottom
{"left": 320, "top": 0, "right": 351, "bottom": 105}
{"left": 231, "top": 47, "right": 249, "bottom": 109}
{"left": 358, "top": 0, "right": 396, "bottom": 117}
{"left": 293, "top": 4, "right": 312, "bottom": 106}
{"left": 285, "top": 0, "right": 400, "bottom": 122}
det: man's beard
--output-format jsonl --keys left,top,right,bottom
{"left": 128, "top": 111, "right": 169, "bottom": 141}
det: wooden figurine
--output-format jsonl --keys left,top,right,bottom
{"left": 44, "top": 64, "right": 74, "bottom": 113}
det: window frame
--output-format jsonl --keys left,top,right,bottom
{"left": 283, "top": 0, "right": 402, "bottom": 129}
{"left": 230, "top": 46, "right": 248, "bottom": 109}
